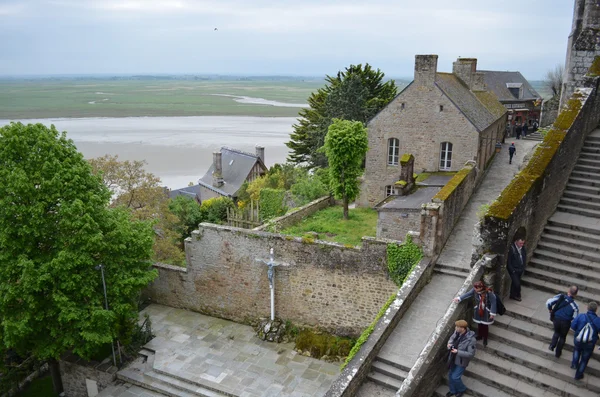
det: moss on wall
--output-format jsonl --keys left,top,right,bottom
{"left": 432, "top": 164, "right": 474, "bottom": 201}
{"left": 400, "top": 153, "right": 414, "bottom": 165}
{"left": 588, "top": 56, "right": 600, "bottom": 77}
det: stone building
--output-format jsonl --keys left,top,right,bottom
{"left": 358, "top": 55, "right": 507, "bottom": 208}
{"left": 560, "top": 0, "right": 600, "bottom": 108}
{"left": 195, "top": 146, "right": 267, "bottom": 203}
{"left": 479, "top": 70, "right": 542, "bottom": 129}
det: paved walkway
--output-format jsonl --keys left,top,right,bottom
{"left": 99, "top": 304, "right": 340, "bottom": 397}
{"left": 355, "top": 140, "right": 539, "bottom": 396}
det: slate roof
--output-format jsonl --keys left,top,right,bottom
{"left": 473, "top": 91, "right": 508, "bottom": 119}
{"left": 435, "top": 73, "right": 500, "bottom": 132}
{"left": 198, "top": 147, "right": 266, "bottom": 197}
{"left": 479, "top": 70, "right": 541, "bottom": 102}
{"left": 169, "top": 184, "right": 201, "bottom": 200}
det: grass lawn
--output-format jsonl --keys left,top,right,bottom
{"left": 279, "top": 206, "right": 377, "bottom": 247}
{"left": 16, "top": 375, "right": 58, "bottom": 397}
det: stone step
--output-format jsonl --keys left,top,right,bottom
{"left": 570, "top": 170, "right": 600, "bottom": 181}
{"left": 366, "top": 370, "right": 403, "bottom": 392}
{"left": 533, "top": 248, "right": 600, "bottom": 272}
{"left": 487, "top": 325, "right": 600, "bottom": 374}
{"left": 546, "top": 217, "right": 600, "bottom": 238}
{"left": 370, "top": 359, "right": 408, "bottom": 382}
{"left": 521, "top": 275, "right": 597, "bottom": 303}
{"left": 375, "top": 355, "right": 413, "bottom": 373}
{"left": 565, "top": 182, "right": 600, "bottom": 195}
{"left": 585, "top": 136, "right": 600, "bottom": 144}
{"left": 536, "top": 240, "right": 600, "bottom": 263}
{"left": 569, "top": 176, "right": 600, "bottom": 188}
{"left": 433, "top": 267, "right": 469, "bottom": 280}
{"left": 561, "top": 196, "right": 600, "bottom": 211}
{"left": 529, "top": 257, "right": 600, "bottom": 284}
{"left": 577, "top": 158, "right": 600, "bottom": 168}
{"left": 145, "top": 370, "right": 227, "bottom": 397}
{"left": 573, "top": 163, "right": 600, "bottom": 174}
{"left": 581, "top": 146, "right": 600, "bottom": 154}
{"left": 151, "top": 367, "right": 236, "bottom": 397}
{"left": 435, "top": 263, "right": 470, "bottom": 274}
{"left": 557, "top": 203, "right": 600, "bottom": 218}
{"left": 562, "top": 189, "right": 600, "bottom": 204}
{"left": 579, "top": 152, "right": 600, "bottom": 161}
{"left": 540, "top": 231, "right": 600, "bottom": 253}
{"left": 493, "top": 312, "right": 561, "bottom": 343}
{"left": 472, "top": 344, "right": 600, "bottom": 396}
{"left": 117, "top": 365, "right": 197, "bottom": 397}
{"left": 526, "top": 267, "right": 600, "bottom": 295}
{"left": 437, "top": 375, "right": 515, "bottom": 397}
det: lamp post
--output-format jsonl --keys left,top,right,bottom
{"left": 95, "top": 264, "right": 117, "bottom": 367}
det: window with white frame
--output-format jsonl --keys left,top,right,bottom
{"left": 385, "top": 185, "right": 397, "bottom": 197}
{"left": 388, "top": 138, "right": 399, "bottom": 165}
{"left": 440, "top": 142, "right": 453, "bottom": 170}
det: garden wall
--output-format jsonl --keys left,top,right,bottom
{"left": 60, "top": 353, "right": 116, "bottom": 397}
{"left": 477, "top": 72, "right": 600, "bottom": 297}
{"left": 420, "top": 161, "right": 479, "bottom": 256}
{"left": 253, "top": 195, "right": 333, "bottom": 232}
{"left": 376, "top": 207, "right": 421, "bottom": 241}
{"left": 144, "top": 224, "right": 399, "bottom": 336}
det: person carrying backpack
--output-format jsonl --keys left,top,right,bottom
{"left": 546, "top": 286, "right": 579, "bottom": 358}
{"left": 453, "top": 281, "right": 497, "bottom": 347}
{"left": 571, "top": 301, "right": 600, "bottom": 380}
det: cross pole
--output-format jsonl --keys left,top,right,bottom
{"left": 256, "top": 248, "right": 283, "bottom": 321}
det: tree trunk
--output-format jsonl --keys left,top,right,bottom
{"left": 343, "top": 195, "right": 349, "bottom": 220}
{"left": 48, "top": 358, "right": 64, "bottom": 395}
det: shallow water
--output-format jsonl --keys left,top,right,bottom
{"left": 0, "top": 116, "right": 295, "bottom": 189}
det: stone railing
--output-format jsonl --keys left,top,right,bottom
{"left": 396, "top": 254, "right": 496, "bottom": 397}
{"left": 477, "top": 72, "right": 600, "bottom": 297}
{"left": 253, "top": 195, "right": 333, "bottom": 232}
{"left": 324, "top": 257, "right": 434, "bottom": 397}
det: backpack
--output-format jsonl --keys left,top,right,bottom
{"left": 576, "top": 315, "right": 597, "bottom": 343}
{"left": 550, "top": 294, "right": 567, "bottom": 321}
{"left": 486, "top": 292, "right": 506, "bottom": 316}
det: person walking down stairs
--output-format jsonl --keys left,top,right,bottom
{"left": 571, "top": 301, "right": 600, "bottom": 380}
{"left": 547, "top": 285, "right": 579, "bottom": 358}
{"left": 453, "top": 281, "right": 497, "bottom": 347}
{"left": 445, "top": 320, "right": 477, "bottom": 397}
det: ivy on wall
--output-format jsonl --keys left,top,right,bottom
{"left": 259, "top": 188, "right": 287, "bottom": 220}
{"left": 386, "top": 235, "right": 423, "bottom": 286}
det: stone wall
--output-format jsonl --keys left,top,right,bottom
{"left": 376, "top": 208, "right": 421, "bottom": 241}
{"left": 541, "top": 95, "right": 560, "bottom": 128}
{"left": 253, "top": 195, "right": 333, "bottom": 232}
{"left": 420, "top": 162, "right": 479, "bottom": 256}
{"left": 478, "top": 75, "right": 600, "bottom": 297}
{"left": 60, "top": 354, "right": 116, "bottom": 397}
{"left": 324, "top": 257, "right": 434, "bottom": 397}
{"left": 144, "top": 224, "right": 399, "bottom": 336}
{"left": 560, "top": 0, "right": 600, "bottom": 108}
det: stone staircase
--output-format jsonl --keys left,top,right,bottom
{"left": 523, "top": 131, "right": 544, "bottom": 141}
{"left": 432, "top": 130, "right": 600, "bottom": 397}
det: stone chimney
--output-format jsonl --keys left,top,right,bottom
{"left": 255, "top": 145, "right": 265, "bottom": 163}
{"left": 414, "top": 55, "right": 438, "bottom": 86}
{"left": 471, "top": 72, "right": 485, "bottom": 91}
{"left": 452, "top": 58, "right": 478, "bottom": 89}
{"left": 212, "top": 151, "right": 224, "bottom": 188}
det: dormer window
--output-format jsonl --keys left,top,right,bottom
{"left": 506, "top": 83, "right": 523, "bottom": 99}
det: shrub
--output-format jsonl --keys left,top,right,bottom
{"left": 290, "top": 175, "right": 329, "bottom": 205}
{"left": 259, "top": 188, "right": 287, "bottom": 220}
{"left": 387, "top": 234, "right": 423, "bottom": 286}
{"left": 201, "top": 197, "right": 234, "bottom": 224}
{"left": 295, "top": 329, "right": 355, "bottom": 359}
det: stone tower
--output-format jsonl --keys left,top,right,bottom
{"left": 560, "top": 0, "right": 600, "bottom": 108}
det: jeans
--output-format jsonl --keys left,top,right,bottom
{"left": 448, "top": 365, "right": 467, "bottom": 394}
{"left": 509, "top": 270, "right": 523, "bottom": 299}
{"left": 550, "top": 318, "right": 571, "bottom": 357}
{"left": 572, "top": 343, "right": 595, "bottom": 379}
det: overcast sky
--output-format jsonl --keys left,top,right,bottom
{"left": 0, "top": 0, "right": 574, "bottom": 79}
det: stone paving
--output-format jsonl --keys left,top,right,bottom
{"left": 355, "top": 140, "right": 539, "bottom": 396}
{"left": 99, "top": 304, "right": 340, "bottom": 397}
{"left": 437, "top": 139, "right": 538, "bottom": 272}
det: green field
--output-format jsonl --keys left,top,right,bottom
{"left": 0, "top": 79, "right": 324, "bottom": 119}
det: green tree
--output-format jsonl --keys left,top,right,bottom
{"left": 287, "top": 64, "right": 396, "bottom": 168}
{"left": 168, "top": 196, "right": 205, "bottom": 242}
{"left": 322, "top": 119, "right": 369, "bottom": 219}
{"left": 0, "top": 123, "right": 157, "bottom": 393}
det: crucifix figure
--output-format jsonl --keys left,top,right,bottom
{"left": 256, "top": 248, "right": 283, "bottom": 321}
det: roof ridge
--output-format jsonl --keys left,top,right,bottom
{"left": 221, "top": 146, "right": 258, "bottom": 158}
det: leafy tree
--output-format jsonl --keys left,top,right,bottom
{"left": 287, "top": 64, "right": 397, "bottom": 168}
{"left": 544, "top": 63, "right": 565, "bottom": 97}
{"left": 290, "top": 174, "right": 329, "bottom": 205}
{"left": 89, "top": 155, "right": 184, "bottom": 265}
{"left": 168, "top": 196, "right": 205, "bottom": 242}
{"left": 0, "top": 123, "right": 157, "bottom": 393}
{"left": 322, "top": 119, "right": 369, "bottom": 219}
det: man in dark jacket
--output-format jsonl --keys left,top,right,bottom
{"left": 571, "top": 301, "right": 600, "bottom": 380}
{"left": 547, "top": 286, "right": 579, "bottom": 358}
{"left": 507, "top": 238, "right": 526, "bottom": 301}
{"left": 515, "top": 123, "right": 522, "bottom": 139}
{"left": 446, "top": 320, "right": 476, "bottom": 397}
{"left": 508, "top": 143, "right": 516, "bottom": 164}
{"left": 522, "top": 122, "right": 529, "bottom": 137}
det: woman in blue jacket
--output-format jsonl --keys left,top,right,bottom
{"left": 453, "top": 281, "right": 497, "bottom": 346}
